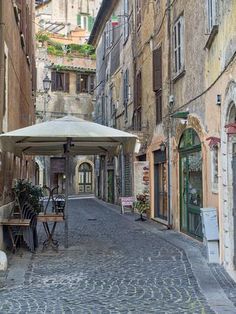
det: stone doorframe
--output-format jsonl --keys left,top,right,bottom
{"left": 221, "top": 80, "right": 236, "bottom": 276}
{"left": 74, "top": 159, "right": 94, "bottom": 194}
{"left": 172, "top": 115, "right": 206, "bottom": 231}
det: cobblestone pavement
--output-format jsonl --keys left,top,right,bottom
{"left": 0, "top": 198, "right": 234, "bottom": 313}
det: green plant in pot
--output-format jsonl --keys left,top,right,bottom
{"left": 134, "top": 192, "right": 150, "bottom": 221}
{"left": 13, "top": 179, "right": 44, "bottom": 214}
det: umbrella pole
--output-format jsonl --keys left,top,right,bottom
{"left": 64, "top": 140, "right": 70, "bottom": 248}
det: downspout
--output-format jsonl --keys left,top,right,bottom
{"left": 167, "top": 0, "right": 173, "bottom": 228}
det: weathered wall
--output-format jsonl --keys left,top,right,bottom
{"left": 0, "top": 0, "right": 36, "bottom": 249}
{"left": 203, "top": 0, "right": 236, "bottom": 279}
{"left": 36, "top": 0, "right": 102, "bottom": 35}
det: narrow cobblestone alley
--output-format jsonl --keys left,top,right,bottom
{"left": 0, "top": 198, "right": 236, "bottom": 314}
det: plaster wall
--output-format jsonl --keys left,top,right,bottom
{"left": 203, "top": 0, "right": 236, "bottom": 279}
{"left": 0, "top": 1, "right": 35, "bottom": 224}
{"left": 36, "top": 50, "right": 95, "bottom": 121}
{"left": 145, "top": 0, "right": 170, "bottom": 222}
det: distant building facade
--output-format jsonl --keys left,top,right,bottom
{"left": 35, "top": 0, "right": 102, "bottom": 39}
{"left": 35, "top": 0, "right": 98, "bottom": 194}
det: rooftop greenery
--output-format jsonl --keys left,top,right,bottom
{"left": 36, "top": 32, "right": 96, "bottom": 59}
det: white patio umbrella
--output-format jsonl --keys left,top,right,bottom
{"left": 0, "top": 116, "right": 138, "bottom": 247}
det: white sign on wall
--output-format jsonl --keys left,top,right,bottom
{"left": 133, "top": 161, "right": 149, "bottom": 198}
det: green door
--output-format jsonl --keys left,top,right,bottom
{"left": 179, "top": 129, "right": 203, "bottom": 239}
{"left": 78, "top": 163, "right": 93, "bottom": 193}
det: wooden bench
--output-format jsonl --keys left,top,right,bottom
{"left": 120, "top": 197, "right": 135, "bottom": 214}
{"left": 0, "top": 218, "right": 31, "bottom": 253}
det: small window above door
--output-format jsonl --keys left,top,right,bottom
{"left": 179, "top": 128, "right": 201, "bottom": 150}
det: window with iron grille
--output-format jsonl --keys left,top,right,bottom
{"left": 51, "top": 71, "right": 70, "bottom": 92}
{"left": 173, "top": 15, "right": 184, "bottom": 75}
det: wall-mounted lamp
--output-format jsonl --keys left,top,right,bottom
{"left": 43, "top": 74, "right": 51, "bottom": 92}
{"left": 216, "top": 94, "right": 221, "bottom": 106}
{"left": 160, "top": 141, "right": 166, "bottom": 152}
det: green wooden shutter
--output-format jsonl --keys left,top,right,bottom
{"left": 88, "top": 16, "right": 94, "bottom": 32}
{"left": 77, "top": 14, "right": 81, "bottom": 26}
{"left": 153, "top": 47, "right": 162, "bottom": 92}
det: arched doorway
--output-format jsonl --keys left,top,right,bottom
{"left": 224, "top": 103, "right": 236, "bottom": 268}
{"left": 179, "top": 128, "right": 203, "bottom": 239}
{"left": 78, "top": 162, "right": 93, "bottom": 193}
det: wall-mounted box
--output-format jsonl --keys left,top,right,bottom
{"left": 201, "top": 207, "right": 219, "bottom": 241}
{"left": 201, "top": 208, "right": 219, "bottom": 264}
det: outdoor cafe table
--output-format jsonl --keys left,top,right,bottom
{"left": 37, "top": 213, "right": 64, "bottom": 251}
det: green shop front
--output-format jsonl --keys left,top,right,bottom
{"left": 179, "top": 128, "right": 203, "bottom": 239}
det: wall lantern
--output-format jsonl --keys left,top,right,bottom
{"left": 160, "top": 141, "right": 166, "bottom": 152}
{"left": 216, "top": 94, "right": 221, "bottom": 106}
{"left": 43, "top": 74, "right": 51, "bottom": 92}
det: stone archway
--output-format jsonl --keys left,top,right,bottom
{"left": 178, "top": 128, "right": 203, "bottom": 239}
{"left": 75, "top": 159, "right": 94, "bottom": 194}
{"left": 171, "top": 115, "right": 206, "bottom": 232}
{"left": 221, "top": 80, "right": 236, "bottom": 274}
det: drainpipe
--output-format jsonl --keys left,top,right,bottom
{"left": 167, "top": 0, "right": 173, "bottom": 228}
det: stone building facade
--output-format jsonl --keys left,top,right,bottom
{"left": 35, "top": 0, "right": 97, "bottom": 195}
{"left": 89, "top": 0, "right": 136, "bottom": 203}
{"left": 90, "top": 0, "right": 236, "bottom": 279}
{"left": 0, "top": 0, "right": 36, "bottom": 249}
{"left": 35, "top": 0, "right": 102, "bottom": 39}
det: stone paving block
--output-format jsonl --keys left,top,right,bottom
{"left": 0, "top": 198, "right": 234, "bottom": 313}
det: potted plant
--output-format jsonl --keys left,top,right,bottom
{"left": 13, "top": 179, "right": 44, "bottom": 214}
{"left": 134, "top": 191, "right": 150, "bottom": 221}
